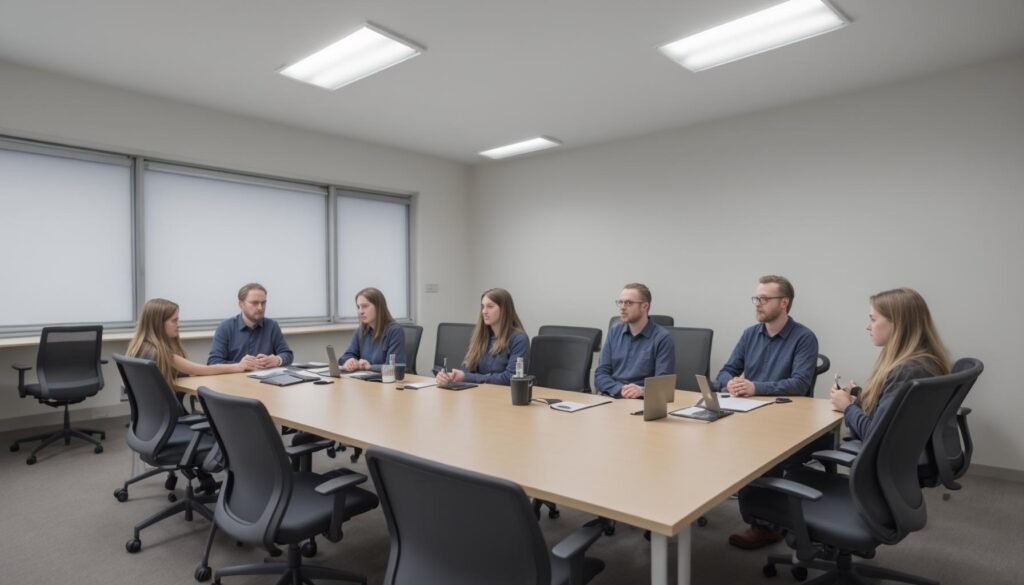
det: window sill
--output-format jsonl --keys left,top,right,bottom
{"left": 0, "top": 323, "right": 359, "bottom": 349}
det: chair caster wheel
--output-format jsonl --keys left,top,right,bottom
{"left": 168, "top": 492, "right": 178, "bottom": 503}
{"left": 792, "top": 566, "right": 808, "bottom": 581}
{"left": 10, "top": 443, "right": 19, "bottom": 452}
{"left": 99, "top": 432, "right": 107, "bottom": 440}
{"left": 114, "top": 488, "right": 129, "bottom": 502}
{"left": 126, "top": 538, "right": 142, "bottom": 553}
{"left": 26, "top": 456, "right": 37, "bottom": 465}
{"left": 762, "top": 563, "right": 777, "bottom": 577}
{"left": 327, "top": 445, "right": 337, "bottom": 458}
{"left": 270, "top": 548, "right": 283, "bottom": 557}
{"left": 94, "top": 445, "right": 104, "bottom": 454}
{"left": 165, "top": 474, "right": 178, "bottom": 491}
{"left": 603, "top": 524, "right": 616, "bottom": 536}
{"left": 301, "top": 541, "right": 317, "bottom": 558}
{"left": 697, "top": 516, "right": 708, "bottom": 527}
{"left": 548, "top": 509, "right": 560, "bottom": 519}
{"left": 194, "top": 565, "right": 212, "bottom": 581}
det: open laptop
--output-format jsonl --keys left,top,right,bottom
{"left": 642, "top": 374, "right": 677, "bottom": 421}
{"left": 326, "top": 345, "right": 382, "bottom": 381}
{"left": 670, "top": 374, "right": 733, "bottom": 421}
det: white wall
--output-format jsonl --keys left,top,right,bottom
{"left": 469, "top": 55, "right": 1024, "bottom": 472}
{"left": 0, "top": 60, "right": 474, "bottom": 427}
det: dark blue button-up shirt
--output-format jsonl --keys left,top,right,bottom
{"left": 714, "top": 317, "right": 818, "bottom": 396}
{"left": 595, "top": 319, "right": 676, "bottom": 397}
{"left": 207, "top": 314, "right": 293, "bottom": 366}
{"left": 463, "top": 331, "right": 530, "bottom": 386}
{"left": 339, "top": 322, "right": 406, "bottom": 367}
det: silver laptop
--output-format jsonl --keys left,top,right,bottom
{"left": 326, "top": 345, "right": 342, "bottom": 378}
{"left": 642, "top": 374, "right": 677, "bottom": 421}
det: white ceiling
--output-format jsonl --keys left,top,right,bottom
{"left": 1, "top": 0, "right": 1023, "bottom": 163}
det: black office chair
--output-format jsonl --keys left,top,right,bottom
{"left": 740, "top": 361, "right": 981, "bottom": 585}
{"left": 607, "top": 314, "right": 674, "bottom": 335}
{"left": 840, "top": 358, "right": 983, "bottom": 500}
{"left": 433, "top": 322, "right": 475, "bottom": 373}
{"left": 665, "top": 326, "right": 713, "bottom": 391}
{"left": 194, "top": 386, "right": 379, "bottom": 584}
{"left": 112, "top": 354, "right": 217, "bottom": 554}
{"left": 11, "top": 325, "right": 107, "bottom": 464}
{"left": 812, "top": 353, "right": 831, "bottom": 397}
{"left": 538, "top": 325, "right": 602, "bottom": 353}
{"left": 366, "top": 446, "right": 605, "bottom": 585}
{"left": 528, "top": 335, "right": 594, "bottom": 520}
{"left": 400, "top": 324, "right": 423, "bottom": 375}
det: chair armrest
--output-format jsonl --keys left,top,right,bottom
{"left": 179, "top": 414, "right": 206, "bottom": 425}
{"left": 551, "top": 523, "right": 603, "bottom": 560}
{"left": 314, "top": 472, "right": 367, "bottom": 495}
{"left": 750, "top": 477, "right": 823, "bottom": 501}
{"left": 12, "top": 363, "right": 32, "bottom": 372}
{"left": 179, "top": 424, "right": 210, "bottom": 467}
{"left": 813, "top": 449, "right": 857, "bottom": 467}
{"left": 12, "top": 363, "right": 32, "bottom": 397}
{"left": 957, "top": 407, "right": 974, "bottom": 473}
{"left": 286, "top": 440, "right": 334, "bottom": 461}
{"left": 100, "top": 359, "right": 109, "bottom": 365}
{"left": 958, "top": 406, "right": 971, "bottom": 417}
{"left": 189, "top": 421, "right": 211, "bottom": 432}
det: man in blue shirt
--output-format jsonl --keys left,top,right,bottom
{"left": 595, "top": 283, "right": 675, "bottom": 398}
{"left": 208, "top": 283, "right": 293, "bottom": 368}
{"left": 719, "top": 275, "right": 820, "bottom": 550}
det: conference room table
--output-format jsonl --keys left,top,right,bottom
{"left": 176, "top": 372, "right": 842, "bottom": 585}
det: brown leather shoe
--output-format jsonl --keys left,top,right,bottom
{"left": 728, "top": 524, "right": 783, "bottom": 549}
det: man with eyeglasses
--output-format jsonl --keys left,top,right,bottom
{"left": 594, "top": 283, "right": 675, "bottom": 398}
{"left": 208, "top": 282, "right": 293, "bottom": 369}
{"left": 717, "top": 274, "right": 819, "bottom": 550}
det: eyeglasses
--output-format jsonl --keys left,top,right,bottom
{"left": 615, "top": 300, "right": 645, "bottom": 308}
{"left": 751, "top": 296, "right": 784, "bottom": 306}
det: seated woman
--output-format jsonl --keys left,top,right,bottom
{"left": 437, "top": 288, "right": 529, "bottom": 386}
{"left": 127, "top": 298, "right": 256, "bottom": 390}
{"left": 339, "top": 287, "right": 406, "bottom": 371}
{"left": 830, "top": 287, "right": 951, "bottom": 440}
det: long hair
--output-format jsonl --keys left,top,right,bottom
{"left": 356, "top": 287, "right": 395, "bottom": 342}
{"left": 127, "top": 298, "right": 187, "bottom": 390}
{"left": 464, "top": 288, "right": 525, "bottom": 370}
{"left": 860, "top": 288, "right": 950, "bottom": 414}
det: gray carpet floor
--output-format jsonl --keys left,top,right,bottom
{"left": 1, "top": 416, "right": 1020, "bottom": 585}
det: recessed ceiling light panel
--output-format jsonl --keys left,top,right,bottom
{"left": 279, "top": 23, "right": 423, "bottom": 90}
{"left": 478, "top": 137, "right": 562, "bottom": 160}
{"left": 659, "top": 0, "right": 849, "bottom": 72}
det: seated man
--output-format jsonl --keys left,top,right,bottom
{"left": 208, "top": 282, "right": 293, "bottom": 368}
{"left": 595, "top": 283, "right": 675, "bottom": 398}
{"left": 717, "top": 275, "right": 819, "bottom": 550}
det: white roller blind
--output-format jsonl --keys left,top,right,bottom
{"left": 0, "top": 147, "right": 133, "bottom": 327}
{"left": 144, "top": 167, "right": 328, "bottom": 322}
{"left": 336, "top": 195, "right": 409, "bottom": 319}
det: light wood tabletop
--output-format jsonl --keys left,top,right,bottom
{"left": 175, "top": 372, "right": 841, "bottom": 537}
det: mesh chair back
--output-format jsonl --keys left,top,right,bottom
{"left": 538, "top": 325, "right": 602, "bottom": 353}
{"left": 198, "top": 386, "right": 293, "bottom": 550}
{"left": 665, "top": 327, "right": 713, "bottom": 391}
{"left": 433, "top": 323, "right": 475, "bottom": 370}
{"left": 367, "top": 447, "right": 552, "bottom": 585}
{"left": 850, "top": 363, "right": 978, "bottom": 543}
{"left": 35, "top": 325, "right": 104, "bottom": 401}
{"left": 401, "top": 324, "right": 423, "bottom": 375}
{"left": 529, "top": 335, "right": 593, "bottom": 392}
{"left": 607, "top": 314, "right": 673, "bottom": 335}
{"left": 113, "top": 354, "right": 185, "bottom": 462}
{"left": 923, "top": 358, "right": 983, "bottom": 484}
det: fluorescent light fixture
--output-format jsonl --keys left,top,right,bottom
{"left": 659, "top": 0, "right": 848, "bottom": 72}
{"left": 279, "top": 23, "right": 423, "bottom": 90}
{"left": 479, "top": 137, "right": 562, "bottom": 160}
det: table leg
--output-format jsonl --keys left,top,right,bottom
{"left": 677, "top": 524, "right": 691, "bottom": 585}
{"left": 651, "top": 524, "right": 692, "bottom": 585}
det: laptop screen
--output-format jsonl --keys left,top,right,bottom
{"left": 695, "top": 375, "right": 723, "bottom": 413}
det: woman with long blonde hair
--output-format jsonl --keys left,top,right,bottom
{"left": 127, "top": 298, "right": 256, "bottom": 390}
{"left": 436, "top": 288, "right": 529, "bottom": 386}
{"left": 830, "top": 288, "right": 950, "bottom": 440}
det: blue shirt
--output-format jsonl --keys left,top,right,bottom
{"left": 207, "top": 314, "right": 293, "bottom": 366}
{"left": 595, "top": 320, "right": 676, "bottom": 398}
{"left": 714, "top": 317, "right": 818, "bottom": 396}
{"left": 340, "top": 322, "right": 406, "bottom": 367}
{"left": 463, "top": 331, "right": 530, "bottom": 386}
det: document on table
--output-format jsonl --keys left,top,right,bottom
{"left": 717, "top": 395, "right": 772, "bottom": 412}
{"left": 247, "top": 367, "right": 288, "bottom": 379}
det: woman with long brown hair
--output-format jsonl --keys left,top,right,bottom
{"left": 830, "top": 288, "right": 950, "bottom": 440}
{"left": 127, "top": 298, "right": 256, "bottom": 390}
{"left": 436, "top": 288, "right": 529, "bottom": 386}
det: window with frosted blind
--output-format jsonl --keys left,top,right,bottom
{"left": 143, "top": 163, "right": 329, "bottom": 323}
{"left": 0, "top": 141, "right": 133, "bottom": 329}
{"left": 336, "top": 194, "right": 410, "bottom": 320}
